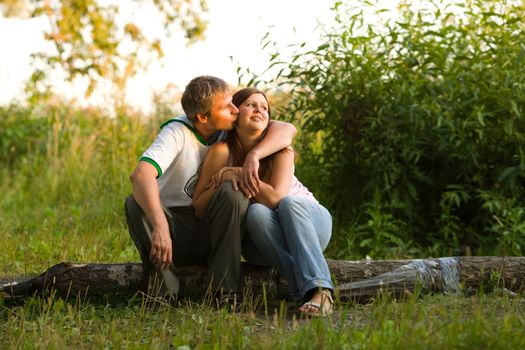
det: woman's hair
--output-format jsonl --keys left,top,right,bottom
{"left": 227, "top": 88, "right": 273, "bottom": 178}
{"left": 181, "top": 75, "right": 230, "bottom": 122}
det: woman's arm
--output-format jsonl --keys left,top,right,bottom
{"left": 241, "top": 121, "right": 297, "bottom": 196}
{"left": 192, "top": 143, "right": 230, "bottom": 218}
{"left": 252, "top": 148, "right": 295, "bottom": 209}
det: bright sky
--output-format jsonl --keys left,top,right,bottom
{"left": 0, "top": 0, "right": 337, "bottom": 112}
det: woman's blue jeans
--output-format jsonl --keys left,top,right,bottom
{"left": 242, "top": 195, "right": 333, "bottom": 301}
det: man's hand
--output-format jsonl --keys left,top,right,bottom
{"left": 240, "top": 152, "right": 261, "bottom": 198}
{"left": 149, "top": 227, "right": 172, "bottom": 270}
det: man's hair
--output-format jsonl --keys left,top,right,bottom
{"left": 181, "top": 76, "right": 230, "bottom": 121}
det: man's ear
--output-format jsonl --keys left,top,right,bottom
{"left": 195, "top": 113, "right": 208, "bottom": 124}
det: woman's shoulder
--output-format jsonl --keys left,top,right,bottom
{"left": 209, "top": 141, "right": 230, "bottom": 156}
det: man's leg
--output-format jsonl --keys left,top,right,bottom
{"left": 124, "top": 195, "right": 155, "bottom": 273}
{"left": 124, "top": 195, "right": 204, "bottom": 296}
{"left": 203, "top": 182, "right": 249, "bottom": 293}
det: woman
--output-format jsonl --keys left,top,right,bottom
{"left": 193, "top": 88, "right": 334, "bottom": 316}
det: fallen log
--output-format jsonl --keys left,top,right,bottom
{"left": 1, "top": 256, "right": 524, "bottom": 302}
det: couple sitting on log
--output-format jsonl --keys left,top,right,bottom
{"left": 124, "top": 76, "right": 334, "bottom": 316}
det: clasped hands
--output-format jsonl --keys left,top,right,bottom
{"left": 150, "top": 154, "right": 261, "bottom": 269}
{"left": 209, "top": 153, "right": 261, "bottom": 198}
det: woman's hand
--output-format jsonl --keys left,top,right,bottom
{"left": 221, "top": 168, "right": 242, "bottom": 191}
{"left": 210, "top": 167, "right": 242, "bottom": 189}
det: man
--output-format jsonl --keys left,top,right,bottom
{"left": 124, "top": 76, "right": 296, "bottom": 298}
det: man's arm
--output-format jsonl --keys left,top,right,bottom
{"left": 241, "top": 120, "right": 297, "bottom": 197}
{"left": 130, "top": 161, "right": 172, "bottom": 270}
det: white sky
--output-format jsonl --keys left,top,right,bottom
{"left": 0, "top": 0, "right": 337, "bottom": 112}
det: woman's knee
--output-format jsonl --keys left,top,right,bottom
{"left": 318, "top": 225, "right": 332, "bottom": 250}
{"left": 246, "top": 203, "right": 273, "bottom": 228}
{"left": 277, "top": 195, "right": 308, "bottom": 216}
{"left": 246, "top": 204, "right": 281, "bottom": 245}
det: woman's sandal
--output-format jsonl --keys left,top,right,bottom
{"left": 299, "top": 289, "right": 334, "bottom": 317}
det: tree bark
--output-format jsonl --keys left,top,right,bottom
{"left": 1, "top": 256, "right": 524, "bottom": 302}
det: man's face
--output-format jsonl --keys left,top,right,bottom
{"left": 206, "top": 92, "right": 239, "bottom": 131}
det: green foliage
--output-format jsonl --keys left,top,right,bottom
{"left": 263, "top": 0, "right": 525, "bottom": 257}
{"left": 21, "top": 0, "right": 208, "bottom": 109}
{"left": 0, "top": 104, "right": 53, "bottom": 167}
{"left": 0, "top": 103, "right": 159, "bottom": 273}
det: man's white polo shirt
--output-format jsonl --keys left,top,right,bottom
{"left": 140, "top": 115, "right": 226, "bottom": 208}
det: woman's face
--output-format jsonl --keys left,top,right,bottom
{"left": 236, "top": 93, "right": 269, "bottom": 132}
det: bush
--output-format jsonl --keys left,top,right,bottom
{"left": 264, "top": 0, "right": 525, "bottom": 257}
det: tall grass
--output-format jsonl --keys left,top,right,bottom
{"left": 0, "top": 103, "right": 159, "bottom": 275}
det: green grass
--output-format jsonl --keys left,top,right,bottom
{"left": 0, "top": 105, "right": 151, "bottom": 276}
{"left": 1, "top": 292, "right": 523, "bottom": 349}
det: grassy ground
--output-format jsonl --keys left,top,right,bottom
{"left": 1, "top": 106, "right": 524, "bottom": 349}
{"left": 1, "top": 291, "right": 524, "bottom": 349}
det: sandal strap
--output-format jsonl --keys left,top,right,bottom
{"left": 301, "top": 301, "right": 321, "bottom": 309}
{"left": 320, "top": 289, "right": 334, "bottom": 304}
{"left": 300, "top": 296, "right": 333, "bottom": 317}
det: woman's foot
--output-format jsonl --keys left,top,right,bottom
{"left": 298, "top": 289, "right": 333, "bottom": 317}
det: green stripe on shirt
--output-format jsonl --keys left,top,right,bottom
{"left": 161, "top": 118, "right": 212, "bottom": 146}
{"left": 139, "top": 156, "right": 163, "bottom": 178}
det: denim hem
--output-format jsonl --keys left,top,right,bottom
{"left": 299, "top": 278, "right": 334, "bottom": 300}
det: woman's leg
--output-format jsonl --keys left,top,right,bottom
{"left": 277, "top": 196, "right": 333, "bottom": 300}
{"left": 243, "top": 203, "right": 300, "bottom": 299}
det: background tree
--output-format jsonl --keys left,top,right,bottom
{"left": 0, "top": 0, "right": 208, "bottom": 111}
